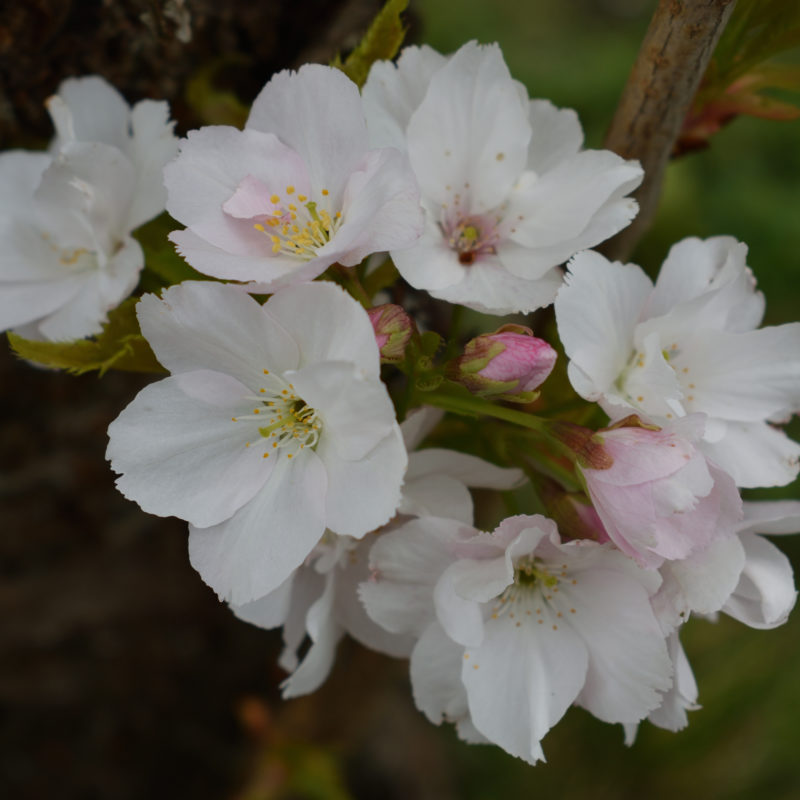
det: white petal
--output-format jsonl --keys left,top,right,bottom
{"left": 362, "top": 45, "right": 448, "bottom": 150}
{"left": 0, "top": 275, "right": 85, "bottom": 335}
{"left": 361, "top": 517, "right": 472, "bottom": 636}
{"left": 400, "top": 474, "right": 474, "bottom": 524}
{"left": 509, "top": 151, "right": 642, "bottom": 248}
{"left": 700, "top": 420, "right": 800, "bottom": 488}
{"left": 407, "top": 448, "right": 524, "bottom": 491}
{"left": 36, "top": 235, "right": 142, "bottom": 341}
{"left": 670, "top": 325, "right": 800, "bottom": 422}
{"left": 168, "top": 228, "right": 327, "bottom": 287}
{"left": 525, "top": 99, "right": 584, "bottom": 173}
{"left": 400, "top": 406, "right": 444, "bottom": 450}
{"left": 231, "top": 573, "right": 296, "bottom": 629}
{"left": 406, "top": 41, "right": 531, "bottom": 211}
{"left": 49, "top": 76, "right": 130, "bottom": 150}
{"left": 282, "top": 572, "right": 343, "bottom": 698}
{"left": 331, "top": 148, "right": 422, "bottom": 265}
{"left": 333, "top": 538, "right": 416, "bottom": 658}
{"left": 35, "top": 142, "right": 136, "bottom": 252}
{"left": 648, "top": 236, "right": 763, "bottom": 330}
{"left": 556, "top": 251, "right": 652, "bottom": 398}
{"left": 0, "top": 151, "right": 50, "bottom": 219}
{"left": 740, "top": 500, "right": 800, "bottom": 534}
{"left": 137, "top": 281, "right": 299, "bottom": 388}
{"left": 247, "top": 64, "right": 368, "bottom": 205}
{"left": 723, "top": 533, "right": 796, "bottom": 629}
{"left": 410, "top": 621, "right": 471, "bottom": 725}
{"left": 553, "top": 561, "right": 672, "bottom": 723}
{"left": 647, "top": 632, "right": 699, "bottom": 732}
{"left": 315, "top": 426, "right": 406, "bottom": 537}
{"left": 107, "top": 372, "right": 271, "bottom": 526}
{"left": 188, "top": 447, "right": 327, "bottom": 604}
{"left": 125, "top": 99, "right": 179, "bottom": 230}
{"left": 265, "top": 281, "right": 380, "bottom": 377}
{"left": 430, "top": 255, "right": 562, "bottom": 315}
{"left": 653, "top": 535, "right": 746, "bottom": 629}
{"left": 463, "top": 604, "right": 588, "bottom": 764}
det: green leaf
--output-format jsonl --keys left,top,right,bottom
{"left": 8, "top": 297, "right": 165, "bottom": 376}
{"left": 333, "top": 0, "right": 409, "bottom": 88}
{"left": 134, "top": 212, "right": 207, "bottom": 288}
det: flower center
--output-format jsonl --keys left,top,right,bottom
{"left": 252, "top": 185, "right": 343, "bottom": 262}
{"left": 443, "top": 214, "right": 501, "bottom": 265}
{"left": 231, "top": 372, "right": 322, "bottom": 461}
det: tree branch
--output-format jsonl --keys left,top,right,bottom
{"left": 601, "top": 0, "right": 737, "bottom": 261}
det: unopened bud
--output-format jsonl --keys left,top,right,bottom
{"left": 446, "top": 324, "right": 556, "bottom": 402}
{"left": 368, "top": 304, "right": 413, "bottom": 363}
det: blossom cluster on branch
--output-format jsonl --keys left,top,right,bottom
{"left": 4, "top": 36, "right": 800, "bottom": 766}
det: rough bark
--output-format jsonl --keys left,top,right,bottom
{"left": 601, "top": 0, "right": 737, "bottom": 261}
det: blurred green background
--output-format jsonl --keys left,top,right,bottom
{"left": 412, "top": 1, "right": 800, "bottom": 797}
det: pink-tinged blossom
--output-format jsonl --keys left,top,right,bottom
{"left": 555, "top": 238, "right": 800, "bottom": 487}
{"left": 164, "top": 65, "right": 423, "bottom": 292}
{"left": 578, "top": 416, "right": 742, "bottom": 569}
{"left": 106, "top": 281, "right": 407, "bottom": 606}
{"left": 362, "top": 514, "right": 672, "bottom": 764}
{"left": 0, "top": 76, "right": 177, "bottom": 340}
{"left": 362, "top": 42, "right": 643, "bottom": 314}
{"left": 231, "top": 407, "right": 523, "bottom": 697}
{"left": 447, "top": 324, "right": 556, "bottom": 399}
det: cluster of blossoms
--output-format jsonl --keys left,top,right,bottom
{"left": 6, "top": 39, "right": 800, "bottom": 765}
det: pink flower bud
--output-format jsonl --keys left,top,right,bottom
{"left": 447, "top": 324, "right": 556, "bottom": 401}
{"left": 367, "top": 304, "right": 414, "bottom": 363}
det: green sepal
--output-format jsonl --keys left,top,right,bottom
{"left": 419, "top": 330, "right": 442, "bottom": 358}
{"left": 8, "top": 297, "right": 165, "bottom": 376}
{"left": 332, "top": 0, "right": 409, "bottom": 88}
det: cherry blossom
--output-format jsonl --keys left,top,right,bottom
{"left": 231, "top": 407, "right": 524, "bottom": 697}
{"left": 106, "top": 280, "right": 406, "bottom": 605}
{"left": 164, "top": 64, "right": 423, "bottom": 292}
{"left": 362, "top": 42, "right": 643, "bottom": 314}
{"left": 555, "top": 238, "right": 800, "bottom": 487}
{"left": 362, "top": 514, "right": 672, "bottom": 763}
{"left": 0, "top": 76, "right": 177, "bottom": 340}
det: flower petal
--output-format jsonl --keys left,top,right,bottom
{"left": 315, "top": 426, "right": 406, "bottom": 537}
{"left": 462, "top": 603, "right": 588, "bottom": 764}
{"left": 723, "top": 533, "right": 796, "bottom": 629}
{"left": 188, "top": 447, "right": 327, "bottom": 604}
{"left": 406, "top": 41, "right": 530, "bottom": 212}
{"left": 136, "top": 281, "right": 299, "bottom": 388}
{"left": 363, "top": 45, "right": 448, "bottom": 150}
{"left": 247, "top": 64, "right": 368, "bottom": 205}
{"left": 265, "top": 281, "right": 380, "bottom": 378}
{"left": 107, "top": 371, "right": 272, "bottom": 527}
{"left": 556, "top": 251, "right": 652, "bottom": 398}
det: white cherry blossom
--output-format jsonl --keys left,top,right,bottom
{"left": 106, "top": 280, "right": 407, "bottom": 605}
{"left": 164, "top": 64, "right": 423, "bottom": 292}
{"left": 362, "top": 514, "right": 672, "bottom": 763}
{"left": 0, "top": 76, "right": 177, "bottom": 340}
{"left": 231, "top": 406, "right": 524, "bottom": 697}
{"left": 555, "top": 238, "right": 800, "bottom": 486}
{"left": 362, "top": 42, "right": 643, "bottom": 314}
